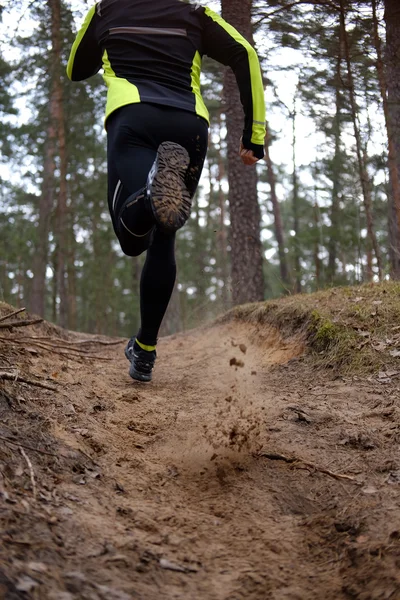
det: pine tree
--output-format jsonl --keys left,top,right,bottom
{"left": 383, "top": 0, "right": 400, "bottom": 277}
{"left": 221, "top": 0, "right": 265, "bottom": 305}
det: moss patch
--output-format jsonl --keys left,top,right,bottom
{"left": 220, "top": 282, "right": 400, "bottom": 374}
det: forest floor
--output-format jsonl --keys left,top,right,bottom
{"left": 1, "top": 283, "right": 400, "bottom": 600}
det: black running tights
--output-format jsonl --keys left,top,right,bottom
{"left": 106, "top": 103, "right": 208, "bottom": 345}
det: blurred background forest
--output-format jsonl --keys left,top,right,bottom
{"left": 0, "top": 0, "right": 399, "bottom": 337}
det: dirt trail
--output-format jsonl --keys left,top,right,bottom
{"left": 1, "top": 319, "right": 400, "bottom": 600}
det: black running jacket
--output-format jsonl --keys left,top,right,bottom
{"left": 67, "top": 0, "right": 266, "bottom": 159}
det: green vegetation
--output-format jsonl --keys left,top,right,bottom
{"left": 223, "top": 282, "right": 400, "bottom": 374}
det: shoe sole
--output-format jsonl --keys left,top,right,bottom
{"left": 129, "top": 363, "right": 152, "bottom": 383}
{"left": 147, "top": 142, "right": 191, "bottom": 233}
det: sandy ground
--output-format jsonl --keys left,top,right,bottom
{"left": 1, "top": 318, "right": 400, "bottom": 599}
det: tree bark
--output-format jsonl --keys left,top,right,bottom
{"left": 49, "top": 0, "right": 69, "bottom": 328}
{"left": 291, "top": 96, "right": 301, "bottom": 294}
{"left": 265, "top": 123, "right": 290, "bottom": 290}
{"left": 313, "top": 189, "right": 321, "bottom": 289}
{"left": 327, "top": 48, "right": 343, "bottom": 285}
{"left": 221, "top": 0, "right": 265, "bottom": 306}
{"left": 30, "top": 104, "right": 56, "bottom": 317}
{"left": 193, "top": 192, "right": 207, "bottom": 301}
{"left": 382, "top": 0, "right": 400, "bottom": 277}
{"left": 339, "top": 0, "right": 382, "bottom": 281}
{"left": 217, "top": 145, "right": 230, "bottom": 308}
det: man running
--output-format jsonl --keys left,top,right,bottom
{"left": 67, "top": 0, "right": 266, "bottom": 382}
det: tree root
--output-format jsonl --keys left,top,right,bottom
{"left": 0, "top": 337, "right": 112, "bottom": 361}
{"left": 257, "top": 450, "right": 359, "bottom": 483}
{"left": 0, "top": 319, "right": 43, "bottom": 330}
{"left": 19, "top": 446, "right": 37, "bottom": 499}
{"left": 0, "top": 435, "right": 58, "bottom": 457}
{"left": 0, "top": 371, "right": 58, "bottom": 391}
{"left": 0, "top": 308, "right": 27, "bottom": 323}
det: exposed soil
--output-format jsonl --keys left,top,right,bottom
{"left": 1, "top": 306, "right": 400, "bottom": 599}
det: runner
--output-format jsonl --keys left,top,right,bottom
{"left": 67, "top": 0, "right": 266, "bottom": 382}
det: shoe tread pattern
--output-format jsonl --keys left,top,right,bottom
{"left": 149, "top": 142, "right": 191, "bottom": 233}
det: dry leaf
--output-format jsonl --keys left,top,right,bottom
{"left": 27, "top": 562, "right": 48, "bottom": 573}
{"left": 160, "top": 558, "right": 187, "bottom": 573}
{"left": 16, "top": 576, "right": 38, "bottom": 592}
{"left": 372, "top": 342, "right": 387, "bottom": 352}
{"left": 362, "top": 486, "right": 378, "bottom": 495}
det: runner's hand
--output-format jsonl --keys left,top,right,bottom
{"left": 239, "top": 140, "right": 259, "bottom": 166}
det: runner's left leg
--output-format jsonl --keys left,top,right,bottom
{"left": 106, "top": 104, "right": 208, "bottom": 379}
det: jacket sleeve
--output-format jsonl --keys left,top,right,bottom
{"left": 67, "top": 4, "right": 102, "bottom": 82}
{"left": 200, "top": 7, "right": 266, "bottom": 160}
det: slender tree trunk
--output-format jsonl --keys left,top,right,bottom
{"left": 49, "top": 0, "right": 69, "bottom": 327}
{"left": 216, "top": 114, "right": 230, "bottom": 307}
{"left": 377, "top": 0, "right": 400, "bottom": 277}
{"left": 193, "top": 192, "right": 207, "bottom": 300}
{"left": 217, "top": 140, "right": 230, "bottom": 308}
{"left": 366, "top": 248, "right": 374, "bottom": 282}
{"left": 313, "top": 189, "right": 321, "bottom": 289}
{"left": 30, "top": 113, "right": 56, "bottom": 317}
{"left": 258, "top": 49, "right": 290, "bottom": 290}
{"left": 91, "top": 208, "right": 102, "bottom": 334}
{"left": 327, "top": 49, "right": 343, "bottom": 284}
{"left": 67, "top": 183, "right": 77, "bottom": 331}
{"left": 339, "top": 0, "right": 382, "bottom": 281}
{"left": 291, "top": 97, "right": 301, "bottom": 294}
{"left": 265, "top": 123, "right": 290, "bottom": 290}
{"left": 221, "top": 0, "right": 264, "bottom": 306}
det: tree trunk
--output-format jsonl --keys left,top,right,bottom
{"left": 327, "top": 48, "right": 343, "bottom": 285}
{"left": 193, "top": 192, "right": 207, "bottom": 301}
{"left": 381, "top": 0, "right": 400, "bottom": 277}
{"left": 221, "top": 0, "right": 264, "bottom": 306}
{"left": 265, "top": 123, "right": 290, "bottom": 290}
{"left": 49, "top": 0, "right": 69, "bottom": 327}
{"left": 339, "top": 0, "right": 382, "bottom": 281}
{"left": 67, "top": 181, "right": 77, "bottom": 331}
{"left": 313, "top": 190, "right": 321, "bottom": 289}
{"left": 215, "top": 113, "right": 230, "bottom": 308}
{"left": 30, "top": 107, "right": 57, "bottom": 317}
{"left": 217, "top": 137, "right": 230, "bottom": 308}
{"left": 291, "top": 96, "right": 301, "bottom": 294}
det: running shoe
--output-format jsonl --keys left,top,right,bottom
{"left": 146, "top": 141, "right": 191, "bottom": 233}
{"left": 125, "top": 338, "right": 156, "bottom": 383}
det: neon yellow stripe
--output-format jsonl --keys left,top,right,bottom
{"left": 204, "top": 8, "right": 266, "bottom": 145}
{"left": 136, "top": 339, "right": 157, "bottom": 352}
{"left": 102, "top": 50, "right": 141, "bottom": 123}
{"left": 66, "top": 5, "right": 96, "bottom": 80}
{"left": 190, "top": 51, "right": 209, "bottom": 123}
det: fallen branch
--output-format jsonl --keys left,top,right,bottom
{"left": 1, "top": 434, "right": 98, "bottom": 465}
{"left": 16, "top": 335, "right": 124, "bottom": 347}
{"left": 257, "top": 451, "right": 358, "bottom": 482}
{"left": 0, "top": 308, "right": 26, "bottom": 323}
{"left": 0, "top": 319, "right": 43, "bottom": 330}
{"left": 13, "top": 339, "right": 107, "bottom": 359}
{"left": 0, "top": 338, "right": 111, "bottom": 361}
{"left": 62, "top": 338, "right": 124, "bottom": 347}
{"left": 0, "top": 435, "right": 58, "bottom": 457}
{"left": 19, "top": 446, "right": 37, "bottom": 499}
{"left": 0, "top": 371, "right": 57, "bottom": 391}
